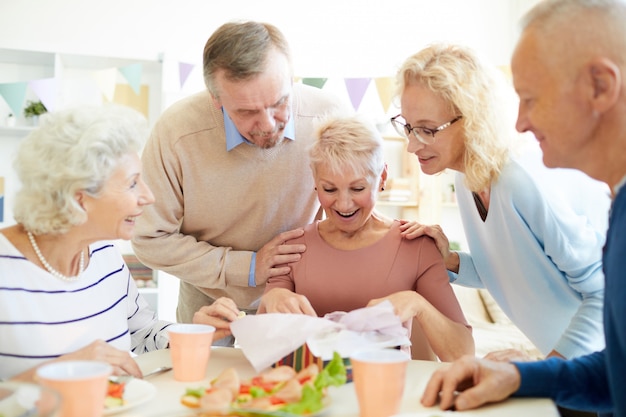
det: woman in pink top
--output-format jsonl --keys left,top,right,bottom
{"left": 259, "top": 115, "right": 473, "bottom": 361}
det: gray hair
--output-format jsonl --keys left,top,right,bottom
{"left": 522, "top": 0, "right": 625, "bottom": 31}
{"left": 13, "top": 105, "right": 148, "bottom": 234}
{"left": 309, "top": 115, "right": 385, "bottom": 182}
{"left": 521, "top": 0, "right": 626, "bottom": 67}
{"left": 203, "top": 21, "right": 292, "bottom": 99}
{"left": 396, "top": 43, "right": 516, "bottom": 192}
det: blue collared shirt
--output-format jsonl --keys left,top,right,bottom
{"left": 222, "top": 108, "right": 295, "bottom": 287}
{"left": 223, "top": 108, "right": 295, "bottom": 151}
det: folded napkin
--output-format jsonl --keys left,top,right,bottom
{"left": 230, "top": 301, "right": 411, "bottom": 372}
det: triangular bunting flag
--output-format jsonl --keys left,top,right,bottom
{"left": 92, "top": 68, "right": 117, "bottom": 102}
{"left": 375, "top": 77, "right": 395, "bottom": 114}
{"left": 118, "top": 64, "right": 142, "bottom": 94}
{"left": 0, "top": 82, "right": 28, "bottom": 116}
{"left": 302, "top": 78, "right": 328, "bottom": 89}
{"left": 497, "top": 65, "right": 512, "bottom": 82}
{"left": 29, "top": 77, "right": 60, "bottom": 112}
{"left": 178, "top": 62, "right": 195, "bottom": 90}
{"left": 344, "top": 78, "right": 371, "bottom": 111}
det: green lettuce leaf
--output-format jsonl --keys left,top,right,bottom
{"left": 280, "top": 351, "right": 347, "bottom": 414}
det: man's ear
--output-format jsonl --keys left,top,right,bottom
{"left": 587, "top": 57, "right": 621, "bottom": 113}
{"left": 211, "top": 93, "right": 222, "bottom": 110}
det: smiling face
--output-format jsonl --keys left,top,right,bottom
{"left": 213, "top": 48, "right": 292, "bottom": 149}
{"left": 81, "top": 152, "right": 154, "bottom": 241}
{"left": 315, "top": 163, "right": 383, "bottom": 236}
{"left": 399, "top": 81, "right": 466, "bottom": 175}
{"left": 512, "top": 29, "right": 596, "bottom": 169}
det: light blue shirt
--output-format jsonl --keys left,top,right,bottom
{"left": 449, "top": 144, "right": 610, "bottom": 358}
{"left": 222, "top": 108, "right": 296, "bottom": 287}
{"left": 223, "top": 108, "right": 295, "bottom": 151}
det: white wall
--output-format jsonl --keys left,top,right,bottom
{"left": 0, "top": 0, "right": 539, "bottom": 75}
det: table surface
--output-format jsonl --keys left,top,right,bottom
{"left": 115, "top": 347, "right": 559, "bottom": 417}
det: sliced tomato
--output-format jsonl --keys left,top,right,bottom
{"left": 106, "top": 382, "right": 125, "bottom": 399}
{"left": 297, "top": 375, "right": 313, "bottom": 385}
{"left": 239, "top": 378, "right": 281, "bottom": 395}
{"left": 268, "top": 396, "right": 287, "bottom": 406}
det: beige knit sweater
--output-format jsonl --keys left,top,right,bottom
{"left": 132, "top": 83, "right": 351, "bottom": 321}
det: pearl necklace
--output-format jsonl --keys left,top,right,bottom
{"left": 27, "top": 231, "right": 85, "bottom": 281}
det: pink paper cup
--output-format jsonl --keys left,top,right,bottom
{"left": 350, "top": 349, "right": 411, "bottom": 417}
{"left": 0, "top": 381, "right": 61, "bottom": 417}
{"left": 36, "top": 360, "right": 111, "bottom": 417}
{"left": 167, "top": 323, "right": 215, "bottom": 382}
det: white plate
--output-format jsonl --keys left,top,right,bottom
{"left": 104, "top": 378, "right": 157, "bottom": 416}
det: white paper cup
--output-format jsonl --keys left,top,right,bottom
{"left": 0, "top": 381, "right": 61, "bottom": 417}
{"left": 36, "top": 360, "right": 111, "bottom": 417}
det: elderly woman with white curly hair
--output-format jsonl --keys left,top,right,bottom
{"left": 0, "top": 105, "right": 238, "bottom": 382}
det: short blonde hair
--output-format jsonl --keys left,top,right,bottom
{"left": 309, "top": 115, "right": 384, "bottom": 182}
{"left": 396, "top": 43, "right": 516, "bottom": 192}
{"left": 13, "top": 105, "right": 148, "bottom": 234}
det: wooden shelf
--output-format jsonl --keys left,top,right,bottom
{"left": 377, "top": 135, "right": 421, "bottom": 218}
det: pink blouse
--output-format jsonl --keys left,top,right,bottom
{"left": 265, "top": 220, "right": 469, "bottom": 327}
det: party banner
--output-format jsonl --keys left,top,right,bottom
{"left": 178, "top": 62, "right": 195, "bottom": 89}
{"left": 91, "top": 68, "right": 117, "bottom": 102}
{"left": 0, "top": 82, "right": 28, "bottom": 116}
{"left": 374, "top": 77, "right": 395, "bottom": 114}
{"left": 344, "top": 78, "right": 371, "bottom": 111}
{"left": 29, "top": 77, "right": 60, "bottom": 112}
{"left": 302, "top": 78, "right": 328, "bottom": 89}
{"left": 118, "top": 63, "right": 142, "bottom": 94}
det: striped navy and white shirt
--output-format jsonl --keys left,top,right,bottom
{"left": 0, "top": 236, "right": 172, "bottom": 379}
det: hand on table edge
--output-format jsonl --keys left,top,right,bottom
{"left": 420, "top": 355, "right": 521, "bottom": 411}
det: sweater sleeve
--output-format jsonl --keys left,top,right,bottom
{"left": 513, "top": 351, "right": 612, "bottom": 413}
{"left": 447, "top": 251, "right": 485, "bottom": 289}
{"left": 510, "top": 163, "right": 607, "bottom": 358}
{"left": 126, "top": 274, "right": 172, "bottom": 353}
{"left": 132, "top": 112, "right": 253, "bottom": 291}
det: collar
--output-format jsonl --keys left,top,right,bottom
{"left": 224, "top": 108, "right": 295, "bottom": 151}
{"left": 614, "top": 173, "right": 626, "bottom": 196}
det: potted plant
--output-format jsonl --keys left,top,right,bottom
{"left": 23, "top": 100, "right": 47, "bottom": 125}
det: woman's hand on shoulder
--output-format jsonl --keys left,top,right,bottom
{"left": 399, "top": 220, "right": 459, "bottom": 271}
{"left": 400, "top": 220, "right": 449, "bottom": 252}
{"left": 60, "top": 340, "right": 142, "bottom": 378}
{"left": 260, "top": 288, "right": 317, "bottom": 316}
{"left": 192, "top": 297, "right": 240, "bottom": 341}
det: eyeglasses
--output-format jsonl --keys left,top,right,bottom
{"left": 390, "top": 114, "right": 463, "bottom": 145}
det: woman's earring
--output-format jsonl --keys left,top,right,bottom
{"left": 380, "top": 187, "right": 385, "bottom": 191}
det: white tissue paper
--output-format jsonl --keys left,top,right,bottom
{"left": 230, "top": 300, "right": 411, "bottom": 372}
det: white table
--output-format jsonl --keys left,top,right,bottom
{"left": 116, "top": 347, "right": 559, "bottom": 417}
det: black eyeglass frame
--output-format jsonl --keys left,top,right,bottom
{"left": 390, "top": 114, "right": 463, "bottom": 145}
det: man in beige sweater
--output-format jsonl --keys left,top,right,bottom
{"left": 132, "top": 21, "right": 350, "bottom": 344}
